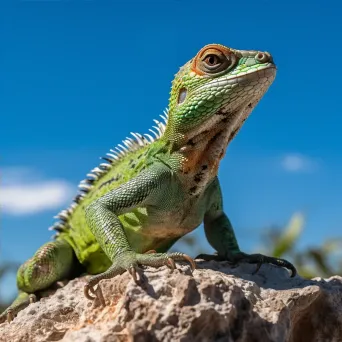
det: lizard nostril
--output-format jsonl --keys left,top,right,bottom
{"left": 255, "top": 52, "right": 270, "bottom": 63}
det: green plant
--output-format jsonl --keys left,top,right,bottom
{"left": 260, "top": 213, "right": 342, "bottom": 278}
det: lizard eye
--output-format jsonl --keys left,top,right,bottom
{"left": 203, "top": 54, "right": 221, "bottom": 67}
{"left": 198, "top": 48, "right": 236, "bottom": 75}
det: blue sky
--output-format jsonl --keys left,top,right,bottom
{"left": 1, "top": 0, "right": 342, "bottom": 298}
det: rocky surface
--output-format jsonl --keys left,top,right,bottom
{"left": 1, "top": 260, "right": 342, "bottom": 342}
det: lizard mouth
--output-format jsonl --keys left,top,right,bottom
{"left": 214, "top": 66, "right": 276, "bottom": 144}
{"left": 196, "top": 63, "right": 276, "bottom": 93}
{"left": 217, "top": 64, "right": 276, "bottom": 116}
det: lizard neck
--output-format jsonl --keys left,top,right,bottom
{"left": 177, "top": 124, "right": 230, "bottom": 197}
{"left": 167, "top": 105, "right": 251, "bottom": 196}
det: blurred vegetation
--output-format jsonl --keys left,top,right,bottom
{"left": 259, "top": 212, "right": 342, "bottom": 279}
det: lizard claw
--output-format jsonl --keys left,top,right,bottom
{"left": 84, "top": 283, "right": 106, "bottom": 306}
{"left": 170, "top": 253, "right": 196, "bottom": 272}
{"left": 166, "top": 257, "right": 176, "bottom": 272}
{"left": 84, "top": 283, "right": 96, "bottom": 301}
{"left": 252, "top": 262, "right": 263, "bottom": 275}
{"left": 182, "top": 254, "right": 196, "bottom": 272}
{"left": 29, "top": 294, "right": 36, "bottom": 304}
{"left": 128, "top": 266, "right": 138, "bottom": 282}
{"left": 7, "top": 309, "right": 14, "bottom": 323}
{"left": 94, "top": 285, "right": 106, "bottom": 306}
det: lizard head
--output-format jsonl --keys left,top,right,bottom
{"left": 164, "top": 44, "right": 276, "bottom": 150}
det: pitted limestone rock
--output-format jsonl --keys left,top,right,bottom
{"left": 0, "top": 261, "right": 341, "bottom": 342}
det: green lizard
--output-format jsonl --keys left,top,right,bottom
{"left": 0, "top": 43, "right": 296, "bottom": 323}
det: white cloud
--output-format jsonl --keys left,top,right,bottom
{"left": 0, "top": 168, "right": 75, "bottom": 215}
{"left": 280, "top": 154, "right": 318, "bottom": 173}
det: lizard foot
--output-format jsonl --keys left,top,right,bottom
{"left": 84, "top": 251, "right": 196, "bottom": 303}
{"left": 0, "top": 293, "right": 36, "bottom": 323}
{"left": 196, "top": 252, "right": 296, "bottom": 277}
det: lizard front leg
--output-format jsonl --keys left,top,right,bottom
{"left": 84, "top": 163, "right": 195, "bottom": 304}
{"left": 198, "top": 178, "right": 296, "bottom": 277}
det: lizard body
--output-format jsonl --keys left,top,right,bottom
{"left": 0, "top": 44, "right": 295, "bottom": 323}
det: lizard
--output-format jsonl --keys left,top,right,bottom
{"left": 0, "top": 43, "right": 296, "bottom": 323}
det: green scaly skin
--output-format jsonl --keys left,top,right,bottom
{"left": 0, "top": 44, "right": 296, "bottom": 323}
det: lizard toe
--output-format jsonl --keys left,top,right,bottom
{"left": 84, "top": 283, "right": 97, "bottom": 301}
{"left": 234, "top": 252, "right": 297, "bottom": 277}
{"left": 167, "top": 252, "right": 196, "bottom": 272}
{"left": 128, "top": 266, "right": 138, "bottom": 282}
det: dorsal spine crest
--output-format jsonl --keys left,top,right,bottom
{"left": 49, "top": 109, "right": 169, "bottom": 234}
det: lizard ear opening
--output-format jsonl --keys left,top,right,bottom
{"left": 178, "top": 88, "right": 187, "bottom": 104}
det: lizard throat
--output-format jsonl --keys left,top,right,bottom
{"left": 179, "top": 104, "right": 253, "bottom": 196}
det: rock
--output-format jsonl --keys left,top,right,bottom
{"left": 1, "top": 260, "right": 342, "bottom": 342}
